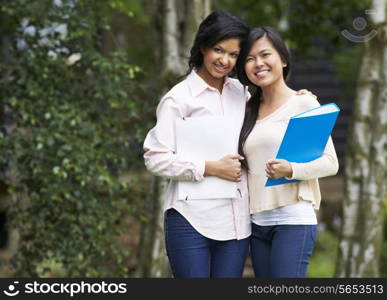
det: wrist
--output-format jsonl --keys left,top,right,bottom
{"left": 286, "top": 162, "right": 293, "bottom": 178}
{"left": 204, "top": 161, "right": 218, "bottom": 177}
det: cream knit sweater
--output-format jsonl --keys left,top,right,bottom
{"left": 244, "top": 94, "right": 339, "bottom": 214}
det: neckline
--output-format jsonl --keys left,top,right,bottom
{"left": 194, "top": 68, "right": 231, "bottom": 93}
{"left": 256, "top": 94, "right": 297, "bottom": 123}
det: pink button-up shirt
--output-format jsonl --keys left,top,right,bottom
{"left": 143, "top": 70, "right": 251, "bottom": 241}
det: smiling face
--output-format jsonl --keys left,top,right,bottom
{"left": 244, "top": 36, "right": 287, "bottom": 88}
{"left": 197, "top": 38, "right": 240, "bottom": 86}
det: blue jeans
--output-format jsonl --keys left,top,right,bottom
{"left": 250, "top": 224, "right": 317, "bottom": 277}
{"left": 164, "top": 208, "right": 250, "bottom": 278}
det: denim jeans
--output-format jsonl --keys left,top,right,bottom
{"left": 164, "top": 208, "right": 250, "bottom": 278}
{"left": 250, "top": 223, "right": 317, "bottom": 277}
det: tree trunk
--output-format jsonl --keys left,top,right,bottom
{"left": 161, "top": 0, "right": 211, "bottom": 75}
{"left": 336, "top": 0, "right": 387, "bottom": 277}
{"left": 136, "top": 0, "right": 211, "bottom": 277}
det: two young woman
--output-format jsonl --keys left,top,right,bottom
{"left": 143, "top": 11, "right": 338, "bottom": 278}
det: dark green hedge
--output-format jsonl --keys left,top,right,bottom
{"left": 0, "top": 0, "right": 143, "bottom": 276}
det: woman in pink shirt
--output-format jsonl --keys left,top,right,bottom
{"left": 143, "top": 11, "right": 251, "bottom": 278}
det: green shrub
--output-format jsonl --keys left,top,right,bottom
{"left": 308, "top": 229, "right": 339, "bottom": 278}
{"left": 0, "top": 0, "right": 143, "bottom": 276}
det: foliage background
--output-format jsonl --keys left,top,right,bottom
{"left": 0, "top": 0, "right": 150, "bottom": 276}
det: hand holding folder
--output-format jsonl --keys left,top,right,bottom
{"left": 265, "top": 103, "right": 340, "bottom": 187}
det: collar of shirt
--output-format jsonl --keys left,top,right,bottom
{"left": 187, "top": 69, "right": 233, "bottom": 98}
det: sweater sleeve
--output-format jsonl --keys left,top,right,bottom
{"left": 143, "top": 96, "right": 205, "bottom": 181}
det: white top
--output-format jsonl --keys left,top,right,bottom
{"left": 244, "top": 94, "right": 339, "bottom": 218}
{"left": 252, "top": 200, "right": 317, "bottom": 226}
{"left": 143, "top": 70, "right": 251, "bottom": 241}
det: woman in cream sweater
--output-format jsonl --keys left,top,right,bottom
{"left": 236, "top": 27, "right": 339, "bottom": 277}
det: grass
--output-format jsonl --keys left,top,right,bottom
{"left": 307, "top": 229, "right": 339, "bottom": 277}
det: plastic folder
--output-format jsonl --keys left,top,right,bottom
{"left": 175, "top": 116, "right": 239, "bottom": 200}
{"left": 265, "top": 103, "right": 340, "bottom": 187}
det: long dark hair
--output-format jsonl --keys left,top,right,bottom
{"left": 236, "top": 27, "right": 291, "bottom": 170}
{"left": 186, "top": 11, "right": 249, "bottom": 76}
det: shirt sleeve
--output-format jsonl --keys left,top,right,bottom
{"left": 143, "top": 96, "right": 205, "bottom": 182}
{"left": 245, "top": 87, "right": 251, "bottom": 102}
{"left": 287, "top": 136, "right": 339, "bottom": 180}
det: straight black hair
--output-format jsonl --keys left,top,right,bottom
{"left": 186, "top": 11, "right": 249, "bottom": 76}
{"left": 236, "top": 27, "right": 291, "bottom": 170}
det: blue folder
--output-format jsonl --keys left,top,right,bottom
{"left": 265, "top": 103, "right": 340, "bottom": 187}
